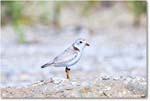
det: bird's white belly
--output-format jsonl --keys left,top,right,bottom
{"left": 66, "top": 52, "right": 81, "bottom": 67}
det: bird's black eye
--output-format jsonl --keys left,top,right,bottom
{"left": 79, "top": 41, "right": 82, "bottom": 43}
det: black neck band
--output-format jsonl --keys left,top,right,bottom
{"left": 73, "top": 46, "right": 80, "bottom": 51}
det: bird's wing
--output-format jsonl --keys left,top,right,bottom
{"left": 53, "top": 47, "right": 78, "bottom": 65}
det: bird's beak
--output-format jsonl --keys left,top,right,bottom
{"left": 86, "top": 42, "right": 90, "bottom": 46}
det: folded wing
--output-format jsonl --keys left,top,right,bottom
{"left": 53, "top": 47, "right": 78, "bottom": 65}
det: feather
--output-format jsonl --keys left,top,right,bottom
{"left": 53, "top": 47, "right": 79, "bottom": 66}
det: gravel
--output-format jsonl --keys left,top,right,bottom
{"left": 1, "top": 74, "right": 147, "bottom": 98}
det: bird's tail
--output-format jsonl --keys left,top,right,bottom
{"left": 41, "top": 62, "right": 53, "bottom": 68}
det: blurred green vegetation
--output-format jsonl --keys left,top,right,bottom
{"left": 2, "top": 1, "right": 147, "bottom": 27}
{"left": 1, "top": 1, "right": 147, "bottom": 43}
{"left": 81, "top": 1, "right": 99, "bottom": 16}
{"left": 2, "top": 1, "right": 22, "bottom": 25}
{"left": 51, "top": 1, "right": 67, "bottom": 28}
{"left": 2, "top": 1, "right": 26, "bottom": 43}
{"left": 127, "top": 1, "right": 147, "bottom": 26}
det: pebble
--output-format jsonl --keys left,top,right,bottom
{"left": 100, "top": 73, "right": 110, "bottom": 80}
{"left": 81, "top": 82, "right": 90, "bottom": 88}
{"left": 113, "top": 76, "right": 119, "bottom": 80}
{"left": 71, "top": 82, "right": 80, "bottom": 86}
{"left": 51, "top": 78, "right": 63, "bottom": 84}
{"left": 103, "top": 86, "right": 111, "bottom": 91}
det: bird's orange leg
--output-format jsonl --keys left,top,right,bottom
{"left": 65, "top": 67, "right": 70, "bottom": 79}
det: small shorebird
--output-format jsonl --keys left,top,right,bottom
{"left": 41, "top": 38, "right": 90, "bottom": 79}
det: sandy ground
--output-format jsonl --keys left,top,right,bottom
{"left": 1, "top": 74, "right": 146, "bottom": 98}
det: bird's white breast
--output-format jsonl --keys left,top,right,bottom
{"left": 66, "top": 51, "right": 81, "bottom": 67}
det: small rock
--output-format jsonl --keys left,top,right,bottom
{"left": 113, "top": 76, "right": 119, "bottom": 80}
{"left": 103, "top": 86, "right": 111, "bottom": 91}
{"left": 102, "top": 76, "right": 110, "bottom": 80}
{"left": 51, "top": 78, "right": 63, "bottom": 84}
{"left": 100, "top": 73, "right": 110, "bottom": 80}
{"left": 122, "top": 91, "right": 127, "bottom": 95}
{"left": 102, "top": 91, "right": 109, "bottom": 97}
{"left": 71, "top": 82, "right": 80, "bottom": 86}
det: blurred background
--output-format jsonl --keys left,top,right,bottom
{"left": 1, "top": 1, "right": 147, "bottom": 88}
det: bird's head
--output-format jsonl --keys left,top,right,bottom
{"left": 72, "top": 38, "right": 90, "bottom": 51}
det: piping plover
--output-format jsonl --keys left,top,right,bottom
{"left": 41, "top": 38, "right": 90, "bottom": 79}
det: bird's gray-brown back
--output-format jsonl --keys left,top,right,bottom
{"left": 53, "top": 47, "right": 79, "bottom": 67}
